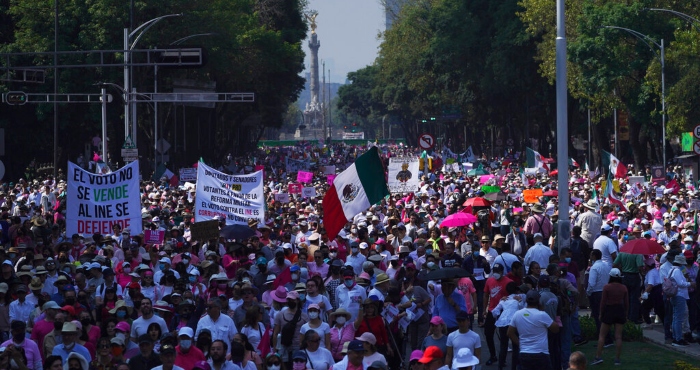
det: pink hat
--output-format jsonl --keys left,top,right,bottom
{"left": 115, "top": 321, "right": 130, "bottom": 333}
{"left": 355, "top": 332, "right": 376, "bottom": 345}
{"left": 359, "top": 272, "right": 371, "bottom": 280}
{"left": 410, "top": 350, "right": 424, "bottom": 362}
{"left": 430, "top": 316, "right": 444, "bottom": 326}
{"left": 308, "top": 303, "right": 320, "bottom": 311}
{"left": 272, "top": 286, "right": 287, "bottom": 303}
{"left": 286, "top": 290, "right": 299, "bottom": 300}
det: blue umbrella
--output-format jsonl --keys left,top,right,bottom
{"left": 219, "top": 224, "right": 256, "bottom": 240}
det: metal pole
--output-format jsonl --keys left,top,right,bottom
{"left": 54, "top": 0, "right": 58, "bottom": 178}
{"left": 101, "top": 86, "right": 108, "bottom": 163}
{"left": 329, "top": 68, "right": 332, "bottom": 142}
{"left": 154, "top": 65, "right": 158, "bottom": 170}
{"left": 588, "top": 108, "right": 591, "bottom": 164}
{"left": 661, "top": 39, "right": 666, "bottom": 167}
{"left": 556, "top": 0, "right": 570, "bottom": 249}
{"left": 131, "top": 88, "right": 137, "bottom": 145}
{"left": 614, "top": 108, "right": 618, "bottom": 157}
{"left": 123, "top": 29, "right": 130, "bottom": 141}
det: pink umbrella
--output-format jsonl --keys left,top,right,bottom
{"left": 441, "top": 212, "right": 478, "bottom": 228}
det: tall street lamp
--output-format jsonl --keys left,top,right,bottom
{"left": 124, "top": 14, "right": 182, "bottom": 146}
{"left": 602, "top": 26, "right": 666, "bottom": 166}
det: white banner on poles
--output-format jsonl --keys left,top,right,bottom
{"left": 195, "top": 162, "right": 264, "bottom": 225}
{"left": 66, "top": 161, "right": 142, "bottom": 236}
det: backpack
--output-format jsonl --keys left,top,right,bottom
{"left": 662, "top": 268, "right": 679, "bottom": 297}
{"left": 280, "top": 308, "right": 302, "bottom": 347}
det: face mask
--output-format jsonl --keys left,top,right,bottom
{"left": 565, "top": 257, "right": 571, "bottom": 263}
{"left": 80, "top": 318, "right": 91, "bottom": 327}
{"left": 123, "top": 267, "right": 131, "bottom": 273}
{"left": 427, "top": 262, "right": 436, "bottom": 269}
{"left": 330, "top": 252, "right": 337, "bottom": 258}
{"left": 473, "top": 251, "right": 479, "bottom": 257}
{"left": 268, "top": 366, "right": 281, "bottom": 370}
{"left": 180, "top": 339, "right": 192, "bottom": 350}
{"left": 351, "top": 248, "right": 358, "bottom": 254}
{"left": 183, "top": 259, "right": 189, "bottom": 265}
{"left": 308, "top": 311, "right": 319, "bottom": 319}
{"left": 64, "top": 298, "right": 76, "bottom": 305}
{"left": 293, "top": 362, "right": 306, "bottom": 370}
{"left": 344, "top": 279, "right": 354, "bottom": 288}
{"left": 117, "top": 310, "right": 127, "bottom": 318}
{"left": 336, "top": 316, "right": 347, "bottom": 325}
{"left": 54, "top": 322, "right": 63, "bottom": 331}
{"left": 291, "top": 274, "right": 299, "bottom": 280}
{"left": 189, "top": 276, "right": 197, "bottom": 283}
{"left": 181, "top": 313, "right": 191, "bottom": 320}
{"left": 8, "top": 253, "right": 15, "bottom": 259}
{"left": 217, "top": 283, "right": 227, "bottom": 290}
{"left": 159, "top": 264, "right": 166, "bottom": 271}
{"left": 684, "top": 244, "right": 692, "bottom": 250}
{"left": 492, "top": 273, "right": 502, "bottom": 280}
{"left": 426, "top": 248, "right": 433, "bottom": 255}
{"left": 111, "top": 347, "right": 123, "bottom": 356}
{"left": 299, "top": 293, "right": 306, "bottom": 301}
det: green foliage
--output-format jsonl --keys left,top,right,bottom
{"left": 675, "top": 360, "right": 700, "bottom": 370}
{"left": 578, "top": 315, "right": 643, "bottom": 342}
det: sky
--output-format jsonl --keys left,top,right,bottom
{"left": 303, "top": 0, "right": 385, "bottom": 84}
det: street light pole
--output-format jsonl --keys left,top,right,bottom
{"left": 123, "top": 14, "right": 182, "bottom": 147}
{"left": 100, "top": 85, "right": 108, "bottom": 163}
{"left": 556, "top": 0, "right": 570, "bottom": 248}
{"left": 602, "top": 26, "right": 666, "bottom": 166}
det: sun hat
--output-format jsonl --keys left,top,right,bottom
{"left": 329, "top": 308, "right": 352, "bottom": 320}
{"left": 286, "top": 290, "right": 299, "bottom": 300}
{"left": 674, "top": 254, "right": 688, "bottom": 265}
{"left": 347, "top": 340, "right": 365, "bottom": 352}
{"left": 61, "top": 322, "right": 78, "bottom": 333}
{"left": 178, "top": 327, "right": 194, "bottom": 338}
{"left": 452, "top": 347, "right": 480, "bottom": 368}
{"left": 272, "top": 286, "right": 288, "bottom": 303}
{"left": 374, "top": 273, "right": 390, "bottom": 285}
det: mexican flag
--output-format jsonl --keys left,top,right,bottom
{"left": 608, "top": 189, "right": 629, "bottom": 212}
{"left": 569, "top": 157, "right": 579, "bottom": 168}
{"left": 323, "top": 147, "right": 389, "bottom": 239}
{"left": 601, "top": 150, "right": 627, "bottom": 178}
{"left": 526, "top": 147, "right": 548, "bottom": 171}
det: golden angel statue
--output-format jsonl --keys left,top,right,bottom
{"left": 306, "top": 12, "right": 318, "bottom": 34}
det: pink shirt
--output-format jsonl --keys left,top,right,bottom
{"left": 1, "top": 339, "right": 41, "bottom": 370}
{"left": 30, "top": 319, "right": 54, "bottom": 358}
{"left": 329, "top": 323, "right": 356, "bottom": 361}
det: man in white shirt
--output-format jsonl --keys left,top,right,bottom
{"left": 9, "top": 284, "right": 34, "bottom": 323}
{"left": 445, "top": 311, "right": 481, "bottom": 366}
{"left": 524, "top": 234, "right": 553, "bottom": 274}
{"left": 345, "top": 242, "right": 366, "bottom": 276}
{"left": 335, "top": 269, "right": 367, "bottom": 322}
{"left": 129, "top": 298, "right": 169, "bottom": 342}
{"left": 195, "top": 297, "right": 238, "bottom": 345}
{"left": 586, "top": 250, "right": 610, "bottom": 338}
{"left": 593, "top": 224, "right": 617, "bottom": 268}
{"left": 575, "top": 200, "right": 602, "bottom": 248}
{"left": 507, "top": 290, "right": 559, "bottom": 370}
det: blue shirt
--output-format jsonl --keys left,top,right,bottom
{"left": 433, "top": 291, "right": 467, "bottom": 328}
{"left": 52, "top": 343, "right": 92, "bottom": 363}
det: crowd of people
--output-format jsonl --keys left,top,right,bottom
{"left": 0, "top": 142, "right": 697, "bottom": 370}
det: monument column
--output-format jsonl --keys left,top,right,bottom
{"left": 309, "top": 32, "right": 320, "bottom": 104}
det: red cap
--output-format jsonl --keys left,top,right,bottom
{"left": 61, "top": 305, "right": 76, "bottom": 317}
{"left": 418, "top": 346, "right": 445, "bottom": 364}
{"left": 127, "top": 282, "right": 141, "bottom": 289}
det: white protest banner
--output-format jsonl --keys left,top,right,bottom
{"left": 463, "top": 162, "right": 474, "bottom": 171}
{"left": 656, "top": 187, "right": 664, "bottom": 199}
{"left": 195, "top": 161, "right": 264, "bottom": 225}
{"left": 451, "top": 163, "right": 460, "bottom": 172}
{"left": 690, "top": 199, "right": 700, "bottom": 211}
{"left": 302, "top": 187, "right": 316, "bottom": 198}
{"left": 285, "top": 157, "right": 309, "bottom": 173}
{"left": 275, "top": 193, "right": 290, "bottom": 203}
{"left": 387, "top": 157, "right": 420, "bottom": 193}
{"left": 179, "top": 168, "right": 197, "bottom": 182}
{"left": 628, "top": 176, "right": 645, "bottom": 189}
{"left": 67, "top": 161, "right": 142, "bottom": 236}
{"left": 322, "top": 165, "right": 336, "bottom": 175}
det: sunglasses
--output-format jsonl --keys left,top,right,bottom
{"left": 293, "top": 359, "right": 307, "bottom": 363}
{"left": 267, "top": 361, "right": 280, "bottom": 366}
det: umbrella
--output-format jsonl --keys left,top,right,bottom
{"left": 425, "top": 268, "right": 471, "bottom": 281}
{"left": 441, "top": 212, "right": 478, "bottom": 228}
{"left": 467, "top": 168, "right": 490, "bottom": 176}
{"left": 543, "top": 190, "right": 558, "bottom": 197}
{"left": 484, "top": 192, "right": 508, "bottom": 201}
{"left": 620, "top": 239, "right": 666, "bottom": 255}
{"left": 463, "top": 197, "right": 492, "bottom": 207}
{"left": 220, "top": 224, "right": 256, "bottom": 240}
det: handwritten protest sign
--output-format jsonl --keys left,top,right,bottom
{"left": 387, "top": 157, "right": 420, "bottom": 193}
{"left": 523, "top": 189, "right": 543, "bottom": 203}
{"left": 689, "top": 199, "right": 700, "bottom": 211}
{"left": 194, "top": 162, "right": 264, "bottom": 225}
{"left": 179, "top": 168, "right": 197, "bottom": 182}
{"left": 67, "top": 161, "right": 142, "bottom": 236}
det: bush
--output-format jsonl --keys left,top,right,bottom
{"left": 578, "top": 315, "right": 643, "bottom": 341}
{"left": 675, "top": 360, "right": 700, "bottom": 370}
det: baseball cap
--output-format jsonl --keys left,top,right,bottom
{"left": 418, "top": 346, "right": 444, "bottom": 364}
{"left": 347, "top": 340, "right": 365, "bottom": 352}
{"left": 178, "top": 327, "right": 194, "bottom": 338}
{"left": 355, "top": 332, "right": 377, "bottom": 345}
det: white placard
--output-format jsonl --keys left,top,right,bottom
{"left": 302, "top": 187, "right": 317, "bottom": 198}
{"left": 690, "top": 199, "right": 700, "bottom": 211}
{"left": 194, "top": 162, "right": 264, "bottom": 225}
{"left": 628, "top": 176, "right": 645, "bottom": 189}
{"left": 387, "top": 157, "right": 420, "bottom": 193}
{"left": 275, "top": 193, "right": 290, "bottom": 203}
{"left": 322, "top": 165, "right": 336, "bottom": 175}
{"left": 179, "top": 168, "right": 197, "bottom": 182}
{"left": 66, "top": 161, "right": 142, "bottom": 236}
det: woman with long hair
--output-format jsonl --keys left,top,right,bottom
{"left": 139, "top": 269, "right": 160, "bottom": 302}
{"left": 79, "top": 310, "right": 101, "bottom": 346}
{"left": 240, "top": 305, "right": 267, "bottom": 355}
{"left": 299, "top": 330, "right": 335, "bottom": 370}
{"left": 147, "top": 322, "right": 163, "bottom": 353}
{"left": 90, "top": 337, "right": 117, "bottom": 370}
{"left": 523, "top": 262, "right": 541, "bottom": 289}
{"left": 357, "top": 332, "right": 387, "bottom": 368}
{"left": 73, "top": 320, "right": 96, "bottom": 360}
{"left": 233, "top": 332, "right": 263, "bottom": 370}
{"left": 592, "top": 268, "right": 629, "bottom": 366}
{"left": 263, "top": 352, "right": 286, "bottom": 370}
{"left": 299, "top": 304, "right": 331, "bottom": 349}
{"left": 97, "top": 287, "right": 120, "bottom": 323}
{"left": 421, "top": 316, "right": 447, "bottom": 353}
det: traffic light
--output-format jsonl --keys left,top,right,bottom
{"left": 5, "top": 91, "right": 27, "bottom": 105}
{"left": 421, "top": 119, "right": 427, "bottom": 123}
{"left": 430, "top": 117, "right": 436, "bottom": 121}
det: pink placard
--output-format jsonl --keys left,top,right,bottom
{"left": 297, "top": 171, "right": 313, "bottom": 183}
{"left": 513, "top": 207, "right": 523, "bottom": 214}
{"left": 288, "top": 183, "right": 303, "bottom": 194}
{"left": 327, "top": 174, "right": 336, "bottom": 185}
{"left": 144, "top": 230, "right": 165, "bottom": 245}
{"left": 479, "top": 175, "right": 495, "bottom": 184}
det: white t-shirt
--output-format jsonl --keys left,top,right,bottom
{"left": 304, "top": 347, "right": 336, "bottom": 370}
{"left": 645, "top": 268, "right": 661, "bottom": 286}
{"left": 130, "top": 315, "right": 168, "bottom": 340}
{"left": 240, "top": 322, "right": 266, "bottom": 353}
{"left": 300, "top": 322, "right": 331, "bottom": 348}
{"left": 362, "top": 352, "right": 387, "bottom": 368}
{"left": 446, "top": 329, "right": 481, "bottom": 354}
{"left": 593, "top": 236, "right": 618, "bottom": 267}
{"left": 303, "top": 294, "right": 332, "bottom": 318}
{"left": 509, "top": 307, "right": 553, "bottom": 354}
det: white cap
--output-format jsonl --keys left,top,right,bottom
{"left": 178, "top": 327, "right": 194, "bottom": 338}
{"left": 159, "top": 257, "right": 171, "bottom": 265}
{"left": 359, "top": 242, "right": 369, "bottom": 249}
